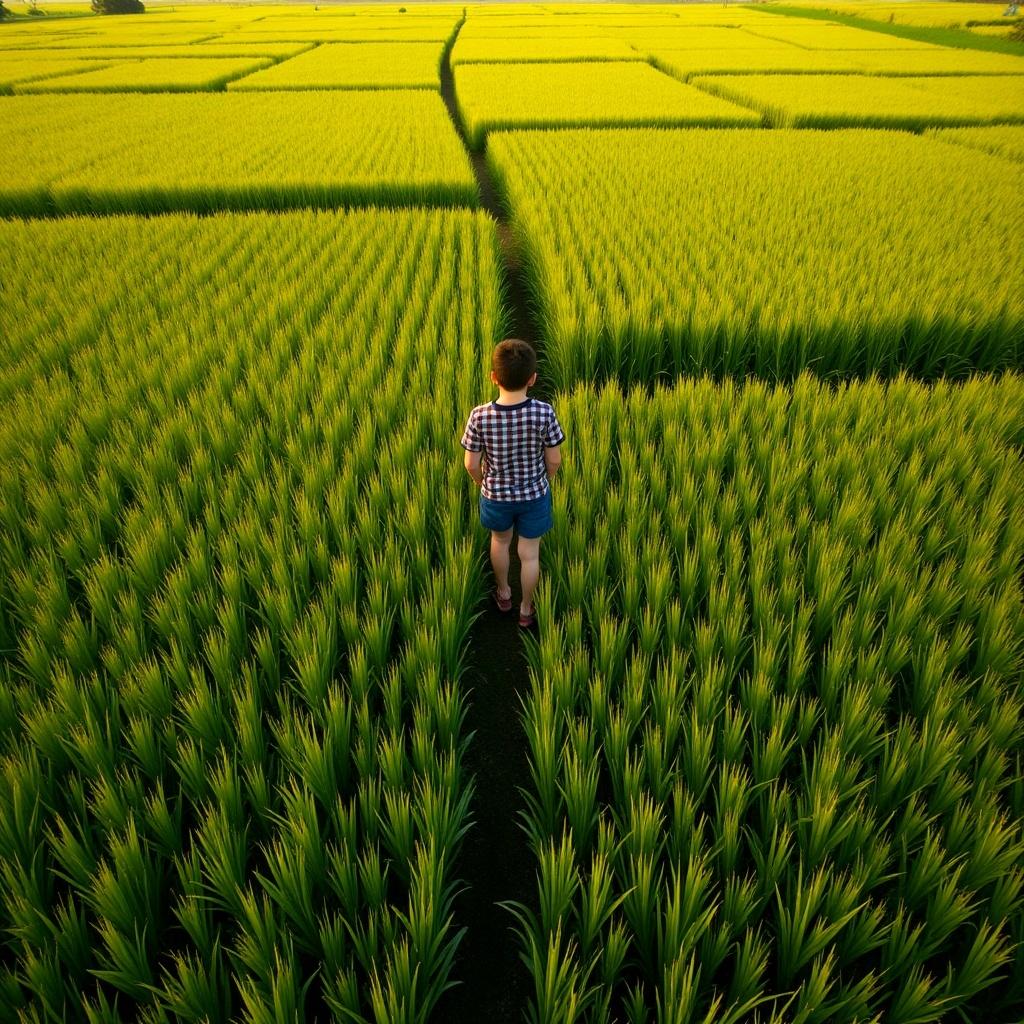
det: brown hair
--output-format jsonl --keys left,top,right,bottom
{"left": 491, "top": 338, "right": 537, "bottom": 390}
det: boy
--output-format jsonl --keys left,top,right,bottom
{"left": 460, "top": 339, "right": 565, "bottom": 629}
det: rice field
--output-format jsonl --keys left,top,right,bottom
{"left": 0, "top": 205, "right": 501, "bottom": 1021}
{"left": 451, "top": 35, "right": 640, "bottom": 64}
{"left": 651, "top": 47, "right": 862, "bottom": 80}
{"left": 227, "top": 41, "right": 445, "bottom": 91}
{"left": 2, "top": 2, "right": 1023, "bottom": 1021}
{"left": 745, "top": 21, "right": 948, "bottom": 49}
{"left": 788, "top": 1, "right": 1023, "bottom": 29}
{"left": 454, "top": 61, "right": 759, "bottom": 149}
{"left": 14, "top": 55, "right": 273, "bottom": 93}
{"left": 0, "top": 91, "right": 476, "bottom": 214}
{"left": 518, "top": 372, "right": 1024, "bottom": 1022}
{"left": 488, "top": 127, "right": 1023, "bottom": 385}
{"left": 695, "top": 72, "right": 1024, "bottom": 128}
{"left": 931, "top": 123, "right": 1024, "bottom": 161}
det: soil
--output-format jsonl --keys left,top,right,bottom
{"left": 435, "top": 546, "right": 537, "bottom": 1023}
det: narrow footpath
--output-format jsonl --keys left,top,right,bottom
{"left": 440, "top": 19, "right": 544, "bottom": 383}
{"left": 435, "top": 17, "right": 543, "bottom": 1022}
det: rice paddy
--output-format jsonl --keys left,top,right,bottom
{"left": 2, "top": 2, "right": 1022, "bottom": 1021}
{"left": 695, "top": 72, "right": 1024, "bottom": 128}
{"left": 226, "top": 41, "right": 445, "bottom": 91}
{"left": 454, "top": 61, "right": 759, "bottom": 149}
{"left": 0, "top": 91, "right": 476, "bottom": 214}
{"left": 488, "top": 127, "right": 1023, "bottom": 385}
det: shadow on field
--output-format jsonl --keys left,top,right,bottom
{"left": 438, "top": 545, "right": 536, "bottom": 1023}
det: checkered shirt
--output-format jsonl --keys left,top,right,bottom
{"left": 460, "top": 398, "right": 566, "bottom": 502}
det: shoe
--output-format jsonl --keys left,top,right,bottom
{"left": 519, "top": 607, "right": 536, "bottom": 629}
{"left": 494, "top": 589, "right": 513, "bottom": 612}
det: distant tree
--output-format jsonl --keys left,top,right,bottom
{"left": 0, "top": 0, "right": 10, "bottom": 20}
{"left": 92, "top": 0, "right": 145, "bottom": 12}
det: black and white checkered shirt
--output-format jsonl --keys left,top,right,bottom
{"left": 460, "top": 397, "right": 566, "bottom": 501}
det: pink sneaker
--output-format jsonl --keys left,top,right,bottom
{"left": 494, "top": 589, "right": 512, "bottom": 612}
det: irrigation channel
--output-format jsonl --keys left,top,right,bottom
{"left": 436, "top": 18, "right": 546, "bottom": 1021}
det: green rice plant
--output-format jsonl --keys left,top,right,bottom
{"left": 487, "top": 128, "right": 1024, "bottom": 386}
{"left": 453, "top": 61, "right": 758, "bottom": 149}
{"left": 0, "top": 207, "right": 502, "bottom": 1018}
{"left": 694, "top": 72, "right": 1024, "bottom": 129}
{"left": 14, "top": 55, "right": 273, "bottom": 92}
{"left": 0, "top": 91, "right": 477, "bottom": 215}
{"left": 516, "top": 374, "right": 1024, "bottom": 1020}
{"left": 228, "top": 41, "right": 445, "bottom": 91}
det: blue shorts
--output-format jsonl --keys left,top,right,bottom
{"left": 479, "top": 489, "right": 553, "bottom": 539}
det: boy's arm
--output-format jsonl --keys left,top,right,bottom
{"left": 460, "top": 409, "right": 485, "bottom": 486}
{"left": 464, "top": 448, "right": 484, "bottom": 486}
{"left": 544, "top": 444, "right": 561, "bottom": 479}
{"left": 543, "top": 406, "right": 566, "bottom": 480}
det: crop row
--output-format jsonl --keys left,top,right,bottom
{"left": 488, "top": 127, "right": 1024, "bottom": 387}
{"left": 0, "top": 208, "right": 502, "bottom": 1022}
{"left": 515, "top": 373, "right": 1024, "bottom": 1023}
{"left": 0, "top": 92, "right": 476, "bottom": 216}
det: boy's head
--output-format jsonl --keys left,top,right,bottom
{"left": 491, "top": 338, "right": 537, "bottom": 391}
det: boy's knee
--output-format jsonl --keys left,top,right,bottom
{"left": 517, "top": 537, "right": 540, "bottom": 562}
{"left": 492, "top": 528, "right": 513, "bottom": 546}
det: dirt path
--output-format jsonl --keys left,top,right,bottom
{"left": 435, "top": 16, "right": 543, "bottom": 1021}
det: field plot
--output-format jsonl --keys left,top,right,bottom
{"left": 488, "top": 128, "right": 1024, "bottom": 385}
{"left": 1, "top": 42, "right": 313, "bottom": 60}
{"left": 516, "top": 373, "right": 1024, "bottom": 1022}
{"left": 787, "top": 1, "right": 1022, "bottom": 29}
{"left": 932, "top": 123, "right": 1024, "bottom": 161}
{"left": 746, "top": 20, "right": 951, "bottom": 49}
{"left": 969, "top": 24, "right": 1020, "bottom": 38}
{"left": 621, "top": 26, "right": 803, "bottom": 50}
{"left": 844, "top": 48, "right": 1024, "bottom": 74}
{"left": 14, "top": 28, "right": 221, "bottom": 47}
{"left": 228, "top": 42, "right": 443, "bottom": 91}
{"left": 695, "top": 73, "right": 1024, "bottom": 128}
{"left": 451, "top": 35, "right": 639, "bottom": 65}
{"left": 15, "top": 56, "right": 272, "bottom": 93}
{"left": 652, "top": 47, "right": 861, "bottom": 80}
{"left": 454, "top": 62, "right": 758, "bottom": 149}
{"left": 0, "top": 56, "right": 110, "bottom": 90}
{"left": 212, "top": 16, "right": 461, "bottom": 45}
{"left": 0, "top": 91, "right": 476, "bottom": 214}
{"left": 0, "top": 206, "right": 502, "bottom": 1022}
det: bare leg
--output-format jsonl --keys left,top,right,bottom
{"left": 518, "top": 535, "right": 541, "bottom": 614}
{"left": 490, "top": 528, "right": 513, "bottom": 600}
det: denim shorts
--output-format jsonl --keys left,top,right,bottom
{"left": 479, "top": 489, "right": 553, "bottom": 539}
